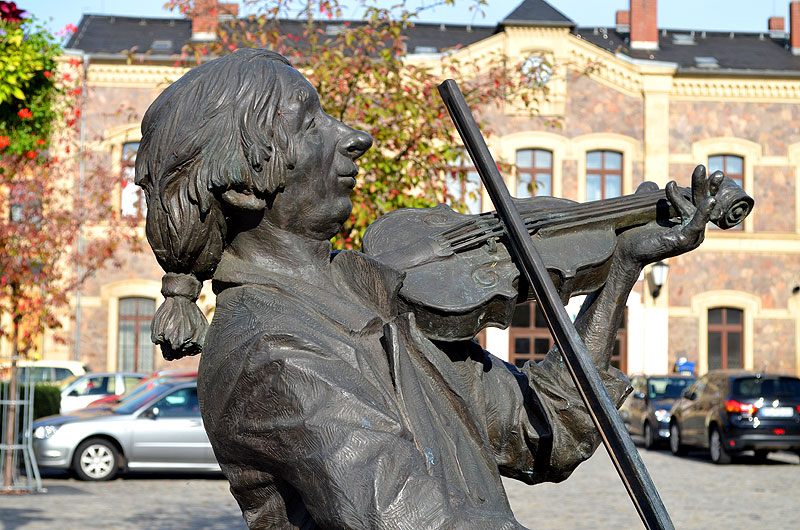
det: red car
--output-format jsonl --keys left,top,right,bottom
{"left": 86, "top": 369, "right": 197, "bottom": 409}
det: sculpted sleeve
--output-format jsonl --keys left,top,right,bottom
{"left": 439, "top": 339, "right": 630, "bottom": 485}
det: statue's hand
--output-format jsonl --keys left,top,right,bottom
{"left": 616, "top": 165, "right": 721, "bottom": 270}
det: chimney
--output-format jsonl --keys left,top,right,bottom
{"left": 630, "top": 0, "right": 658, "bottom": 50}
{"left": 769, "top": 15, "right": 786, "bottom": 39}
{"left": 792, "top": 2, "right": 800, "bottom": 54}
{"left": 616, "top": 10, "right": 630, "bottom": 33}
{"left": 191, "top": 0, "right": 239, "bottom": 42}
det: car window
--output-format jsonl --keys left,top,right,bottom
{"left": 115, "top": 385, "right": 173, "bottom": 415}
{"left": 72, "top": 376, "right": 116, "bottom": 396}
{"left": 733, "top": 377, "right": 800, "bottom": 399}
{"left": 689, "top": 376, "right": 708, "bottom": 397}
{"left": 124, "top": 376, "right": 143, "bottom": 391}
{"left": 646, "top": 377, "right": 696, "bottom": 399}
{"left": 58, "top": 374, "right": 82, "bottom": 391}
{"left": 54, "top": 368, "right": 73, "bottom": 381}
{"left": 151, "top": 387, "right": 200, "bottom": 418}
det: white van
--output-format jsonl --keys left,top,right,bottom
{"left": 1, "top": 360, "right": 89, "bottom": 383}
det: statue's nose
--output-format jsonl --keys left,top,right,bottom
{"left": 338, "top": 128, "right": 373, "bottom": 160}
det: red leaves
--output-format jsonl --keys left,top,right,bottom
{"left": 43, "top": 71, "right": 52, "bottom": 78}
{"left": 17, "top": 108, "right": 33, "bottom": 119}
{"left": 24, "top": 150, "right": 36, "bottom": 159}
{"left": 35, "top": 139, "right": 45, "bottom": 146}
{"left": 0, "top": 1, "right": 25, "bottom": 22}
{"left": 0, "top": 136, "right": 9, "bottom": 149}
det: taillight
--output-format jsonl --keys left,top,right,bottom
{"left": 725, "top": 399, "right": 758, "bottom": 415}
{"left": 796, "top": 405, "right": 800, "bottom": 414}
{"left": 774, "top": 428, "right": 786, "bottom": 435}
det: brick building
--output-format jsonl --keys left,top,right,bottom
{"left": 30, "top": 0, "right": 800, "bottom": 377}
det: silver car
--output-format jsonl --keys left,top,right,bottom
{"left": 32, "top": 378, "right": 218, "bottom": 480}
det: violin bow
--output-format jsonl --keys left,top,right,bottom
{"left": 437, "top": 79, "right": 675, "bottom": 530}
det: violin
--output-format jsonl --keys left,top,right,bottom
{"left": 362, "top": 176, "right": 753, "bottom": 341}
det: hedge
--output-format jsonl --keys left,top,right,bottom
{"left": 0, "top": 383, "right": 61, "bottom": 432}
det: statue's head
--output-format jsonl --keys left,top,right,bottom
{"left": 135, "top": 49, "right": 372, "bottom": 359}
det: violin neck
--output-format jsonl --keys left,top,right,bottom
{"left": 523, "top": 186, "right": 688, "bottom": 235}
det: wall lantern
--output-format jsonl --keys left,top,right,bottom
{"left": 650, "top": 261, "right": 669, "bottom": 298}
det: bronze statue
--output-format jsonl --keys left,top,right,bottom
{"left": 135, "top": 49, "right": 750, "bottom": 529}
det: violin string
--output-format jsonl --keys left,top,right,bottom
{"left": 437, "top": 186, "right": 689, "bottom": 253}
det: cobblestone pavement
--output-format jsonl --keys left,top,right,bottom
{"left": 0, "top": 447, "right": 797, "bottom": 529}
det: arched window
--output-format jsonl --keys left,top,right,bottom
{"left": 446, "top": 151, "right": 482, "bottom": 214}
{"left": 586, "top": 150, "right": 622, "bottom": 201}
{"left": 708, "top": 154, "right": 744, "bottom": 230}
{"left": 118, "top": 297, "right": 156, "bottom": 372}
{"left": 508, "top": 301, "right": 627, "bottom": 372}
{"left": 120, "top": 142, "right": 145, "bottom": 217}
{"left": 515, "top": 148, "right": 552, "bottom": 197}
{"left": 707, "top": 307, "right": 743, "bottom": 369}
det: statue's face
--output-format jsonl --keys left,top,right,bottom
{"left": 266, "top": 66, "right": 372, "bottom": 240}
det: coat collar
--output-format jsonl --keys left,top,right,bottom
{"left": 212, "top": 250, "right": 406, "bottom": 333}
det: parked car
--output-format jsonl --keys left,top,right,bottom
{"left": 32, "top": 378, "right": 217, "bottom": 480}
{"left": 620, "top": 374, "right": 696, "bottom": 449}
{"left": 1, "top": 360, "right": 89, "bottom": 383}
{"left": 59, "top": 372, "right": 147, "bottom": 413}
{"left": 86, "top": 369, "right": 198, "bottom": 409}
{"left": 669, "top": 370, "right": 800, "bottom": 464}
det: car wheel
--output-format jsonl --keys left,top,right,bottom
{"left": 709, "top": 428, "right": 731, "bottom": 465}
{"left": 73, "top": 438, "right": 120, "bottom": 481}
{"left": 643, "top": 422, "right": 655, "bottom": 450}
{"left": 669, "top": 422, "right": 687, "bottom": 456}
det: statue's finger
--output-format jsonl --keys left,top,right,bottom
{"left": 691, "top": 165, "right": 707, "bottom": 205}
{"left": 683, "top": 196, "right": 716, "bottom": 237}
{"left": 709, "top": 170, "right": 724, "bottom": 196}
{"left": 667, "top": 181, "right": 694, "bottom": 220}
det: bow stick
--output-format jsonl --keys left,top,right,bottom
{"left": 437, "top": 79, "right": 674, "bottom": 530}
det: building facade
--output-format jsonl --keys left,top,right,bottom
{"left": 32, "top": 0, "right": 800, "bottom": 377}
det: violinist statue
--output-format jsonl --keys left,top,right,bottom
{"left": 135, "top": 49, "right": 749, "bottom": 529}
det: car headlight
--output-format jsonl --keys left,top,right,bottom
{"left": 33, "top": 425, "right": 60, "bottom": 439}
{"left": 654, "top": 409, "right": 670, "bottom": 422}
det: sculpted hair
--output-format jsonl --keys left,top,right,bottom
{"left": 135, "top": 49, "right": 294, "bottom": 359}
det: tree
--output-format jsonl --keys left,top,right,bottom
{"left": 165, "top": 0, "right": 549, "bottom": 249}
{"left": 0, "top": 2, "right": 136, "bottom": 488}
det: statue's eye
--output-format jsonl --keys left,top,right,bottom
{"left": 305, "top": 117, "right": 316, "bottom": 131}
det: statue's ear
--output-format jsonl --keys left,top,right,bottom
{"left": 221, "top": 189, "right": 266, "bottom": 211}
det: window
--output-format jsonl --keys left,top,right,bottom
{"left": 446, "top": 151, "right": 482, "bottom": 214}
{"left": 8, "top": 182, "right": 42, "bottom": 225}
{"left": 151, "top": 386, "right": 200, "bottom": 417}
{"left": 515, "top": 149, "right": 552, "bottom": 198}
{"left": 707, "top": 307, "right": 743, "bottom": 370}
{"left": 118, "top": 297, "right": 156, "bottom": 372}
{"left": 508, "top": 301, "right": 627, "bottom": 372}
{"left": 586, "top": 150, "right": 622, "bottom": 201}
{"left": 121, "top": 142, "right": 145, "bottom": 217}
{"left": 72, "top": 375, "right": 116, "bottom": 396}
{"left": 708, "top": 155, "right": 743, "bottom": 229}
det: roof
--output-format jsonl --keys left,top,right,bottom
{"left": 66, "top": 7, "right": 800, "bottom": 76}
{"left": 575, "top": 27, "right": 800, "bottom": 76}
{"left": 67, "top": 14, "right": 192, "bottom": 55}
{"left": 65, "top": 14, "right": 493, "bottom": 57}
{"left": 500, "top": 0, "right": 574, "bottom": 27}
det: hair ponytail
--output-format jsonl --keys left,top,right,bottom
{"left": 152, "top": 272, "right": 207, "bottom": 360}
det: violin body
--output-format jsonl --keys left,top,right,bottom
{"left": 362, "top": 177, "right": 753, "bottom": 341}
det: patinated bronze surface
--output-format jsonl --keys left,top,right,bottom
{"left": 135, "top": 49, "right": 751, "bottom": 529}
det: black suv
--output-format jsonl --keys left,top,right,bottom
{"left": 621, "top": 374, "right": 696, "bottom": 449}
{"left": 668, "top": 371, "right": 800, "bottom": 464}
